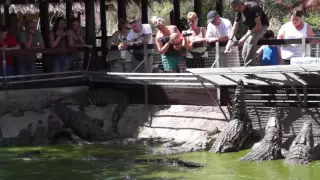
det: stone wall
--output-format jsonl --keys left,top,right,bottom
{"left": 0, "top": 86, "right": 319, "bottom": 150}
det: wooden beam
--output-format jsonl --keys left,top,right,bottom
{"left": 172, "top": 0, "right": 180, "bottom": 26}
{"left": 100, "top": 0, "right": 107, "bottom": 62}
{"left": 39, "top": 1, "right": 50, "bottom": 48}
{"left": 66, "top": 0, "right": 73, "bottom": 27}
{"left": 118, "top": 0, "right": 127, "bottom": 25}
{"left": 85, "top": 0, "right": 96, "bottom": 70}
{"left": 3, "top": 4, "right": 9, "bottom": 26}
{"left": 216, "top": 0, "right": 223, "bottom": 16}
{"left": 194, "top": 0, "right": 202, "bottom": 25}
{"left": 141, "top": 0, "right": 148, "bottom": 24}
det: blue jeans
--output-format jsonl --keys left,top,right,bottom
{"left": 52, "top": 56, "right": 73, "bottom": 72}
{"left": 0, "top": 66, "right": 13, "bottom": 76}
{"left": 18, "top": 59, "right": 36, "bottom": 75}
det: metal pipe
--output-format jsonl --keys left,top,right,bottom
{"left": 6, "top": 70, "right": 82, "bottom": 79}
{"left": 196, "top": 75, "right": 229, "bottom": 121}
{"left": 8, "top": 75, "right": 84, "bottom": 84}
{"left": 2, "top": 49, "right": 7, "bottom": 89}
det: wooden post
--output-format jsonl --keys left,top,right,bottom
{"left": 66, "top": 0, "right": 73, "bottom": 27}
{"left": 100, "top": 0, "right": 107, "bottom": 63}
{"left": 216, "top": 0, "right": 223, "bottom": 16}
{"left": 84, "top": 0, "right": 96, "bottom": 70}
{"left": 194, "top": 0, "right": 202, "bottom": 26}
{"left": 141, "top": 0, "right": 148, "bottom": 24}
{"left": 118, "top": 0, "right": 127, "bottom": 26}
{"left": 39, "top": 0, "right": 50, "bottom": 47}
{"left": 3, "top": 4, "right": 9, "bottom": 27}
{"left": 39, "top": 0, "right": 51, "bottom": 73}
{"left": 172, "top": 0, "right": 180, "bottom": 26}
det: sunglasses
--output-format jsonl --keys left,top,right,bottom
{"left": 129, "top": 20, "right": 138, "bottom": 24}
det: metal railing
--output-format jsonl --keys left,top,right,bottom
{"left": 1, "top": 37, "right": 320, "bottom": 90}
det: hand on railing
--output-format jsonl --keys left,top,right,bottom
{"left": 206, "top": 37, "right": 218, "bottom": 43}
{"left": 224, "top": 40, "right": 234, "bottom": 54}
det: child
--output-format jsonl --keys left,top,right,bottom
{"left": 169, "top": 33, "right": 187, "bottom": 72}
{"left": 256, "top": 30, "right": 283, "bottom": 66}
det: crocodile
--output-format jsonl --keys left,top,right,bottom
{"left": 53, "top": 102, "right": 119, "bottom": 141}
{"left": 133, "top": 157, "right": 206, "bottom": 168}
{"left": 57, "top": 88, "right": 129, "bottom": 113}
{"left": 239, "top": 109, "right": 283, "bottom": 162}
{"left": 209, "top": 79, "right": 253, "bottom": 153}
{"left": 284, "top": 121, "right": 314, "bottom": 165}
{"left": 0, "top": 98, "right": 50, "bottom": 117}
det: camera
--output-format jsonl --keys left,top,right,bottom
{"left": 182, "top": 32, "right": 192, "bottom": 37}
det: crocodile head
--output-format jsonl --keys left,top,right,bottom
{"left": 230, "top": 79, "right": 247, "bottom": 122}
{"left": 263, "top": 110, "right": 281, "bottom": 142}
{"left": 291, "top": 121, "right": 313, "bottom": 148}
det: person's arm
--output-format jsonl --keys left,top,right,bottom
{"left": 155, "top": 35, "right": 171, "bottom": 54}
{"left": 256, "top": 45, "right": 264, "bottom": 56}
{"left": 277, "top": 45, "right": 283, "bottom": 65}
{"left": 4, "top": 36, "right": 20, "bottom": 50}
{"left": 307, "top": 25, "right": 314, "bottom": 37}
{"left": 33, "top": 33, "right": 45, "bottom": 48}
{"left": 49, "top": 31, "right": 63, "bottom": 48}
{"left": 191, "top": 27, "right": 208, "bottom": 44}
{"left": 229, "top": 13, "right": 241, "bottom": 40}
{"left": 20, "top": 31, "right": 34, "bottom": 49}
{"left": 277, "top": 25, "right": 285, "bottom": 39}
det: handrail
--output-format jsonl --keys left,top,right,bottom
{"left": 5, "top": 47, "right": 91, "bottom": 56}
{"left": 102, "top": 37, "right": 320, "bottom": 51}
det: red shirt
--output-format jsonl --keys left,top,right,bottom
{"left": 0, "top": 34, "right": 18, "bottom": 66}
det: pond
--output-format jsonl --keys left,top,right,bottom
{"left": 0, "top": 144, "right": 319, "bottom": 180}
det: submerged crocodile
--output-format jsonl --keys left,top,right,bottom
{"left": 0, "top": 98, "right": 49, "bottom": 117}
{"left": 209, "top": 79, "right": 253, "bottom": 153}
{"left": 57, "top": 88, "right": 129, "bottom": 113}
{"left": 53, "top": 102, "right": 118, "bottom": 141}
{"left": 134, "top": 158, "right": 206, "bottom": 168}
{"left": 284, "top": 121, "right": 314, "bottom": 165}
{"left": 239, "top": 109, "right": 283, "bottom": 162}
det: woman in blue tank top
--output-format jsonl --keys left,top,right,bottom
{"left": 256, "top": 30, "right": 283, "bottom": 65}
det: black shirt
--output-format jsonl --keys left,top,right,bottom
{"left": 235, "top": 2, "right": 269, "bottom": 30}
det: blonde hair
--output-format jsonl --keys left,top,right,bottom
{"left": 151, "top": 16, "right": 165, "bottom": 26}
{"left": 169, "top": 33, "right": 180, "bottom": 42}
{"left": 187, "top": 12, "right": 198, "bottom": 21}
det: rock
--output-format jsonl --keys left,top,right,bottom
{"left": 53, "top": 102, "right": 118, "bottom": 141}
{"left": 13, "top": 122, "right": 33, "bottom": 146}
{"left": 32, "top": 120, "right": 50, "bottom": 146}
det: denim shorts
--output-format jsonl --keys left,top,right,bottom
{"left": 52, "top": 56, "right": 73, "bottom": 71}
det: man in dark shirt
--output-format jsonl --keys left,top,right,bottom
{"left": 228, "top": 0, "right": 269, "bottom": 66}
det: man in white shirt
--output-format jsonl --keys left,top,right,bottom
{"left": 118, "top": 16, "right": 153, "bottom": 72}
{"left": 205, "top": 11, "right": 240, "bottom": 67}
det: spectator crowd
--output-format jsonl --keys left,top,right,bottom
{"left": 0, "top": 0, "right": 315, "bottom": 76}
{"left": 114, "top": 0, "right": 314, "bottom": 73}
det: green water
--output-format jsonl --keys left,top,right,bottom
{"left": 0, "top": 144, "right": 319, "bottom": 180}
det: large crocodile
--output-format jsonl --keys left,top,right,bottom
{"left": 57, "top": 88, "right": 129, "bottom": 113}
{"left": 239, "top": 109, "right": 283, "bottom": 162}
{"left": 53, "top": 102, "right": 119, "bottom": 141}
{"left": 284, "top": 121, "right": 314, "bottom": 165}
{"left": 209, "top": 79, "right": 253, "bottom": 153}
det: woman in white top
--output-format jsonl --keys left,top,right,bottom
{"left": 107, "top": 19, "right": 132, "bottom": 72}
{"left": 277, "top": 8, "right": 314, "bottom": 64}
{"left": 184, "top": 12, "right": 208, "bottom": 68}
